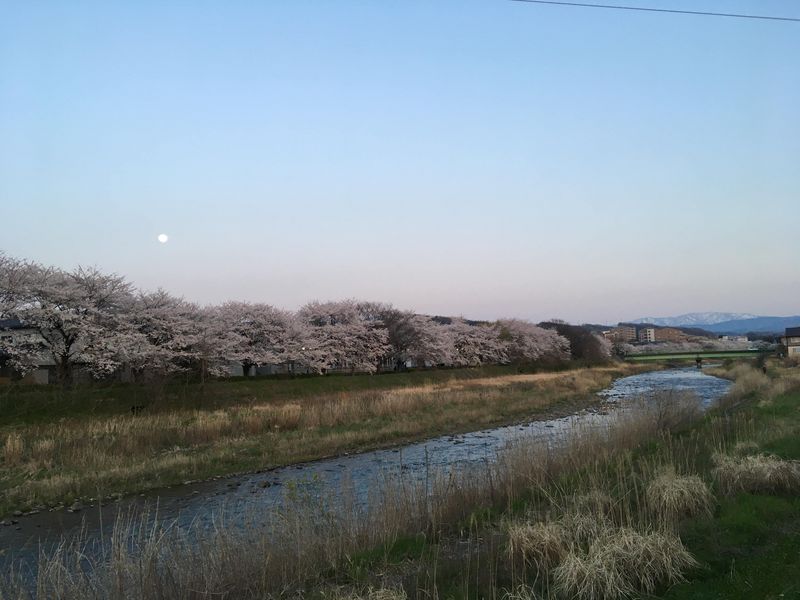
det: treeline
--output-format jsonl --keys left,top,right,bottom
{"left": 0, "top": 253, "right": 610, "bottom": 385}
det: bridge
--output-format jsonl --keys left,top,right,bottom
{"left": 624, "top": 349, "right": 767, "bottom": 362}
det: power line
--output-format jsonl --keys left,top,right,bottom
{"left": 508, "top": 0, "right": 800, "bottom": 22}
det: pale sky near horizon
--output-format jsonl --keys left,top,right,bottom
{"left": 1, "top": 1, "right": 798, "bottom": 324}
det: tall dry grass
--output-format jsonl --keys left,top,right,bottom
{"left": 2, "top": 432, "right": 23, "bottom": 466}
{"left": 645, "top": 466, "right": 714, "bottom": 526}
{"left": 0, "top": 368, "right": 621, "bottom": 513}
{"left": 712, "top": 453, "right": 800, "bottom": 495}
{"left": 1, "top": 389, "right": 707, "bottom": 600}
{"left": 714, "top": 362, "right": 800, "bottom": 412}
{"left": 7, "top": 362, "right": 794, "bottom": 599}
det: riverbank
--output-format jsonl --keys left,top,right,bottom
{"left": 0, "top": 363, "right": 645, "bottom": 516}
{"left": 1, "top": 364, "right": 754, "bottom": 598}
{"left": 328, "top": 361, "right": 800, "bottom": 599}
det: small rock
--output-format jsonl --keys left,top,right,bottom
{"left": 12, "top": 511, "right": 22, "bottom": 517}
{"left": 0, "top": 520, "right": 8, "bottom": 526}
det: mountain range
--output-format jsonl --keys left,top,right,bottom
{"left": 630, "top": 313, "right": 800, "bottom": 334}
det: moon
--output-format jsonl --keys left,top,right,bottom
{"left": 157, "top": 234, "right": 169, "bottom": 244}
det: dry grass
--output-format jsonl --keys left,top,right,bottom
{"left": 732, "top": 440, "right": 760, "bottom": 456}
{"left": 714, "top": 363, "right": 800, "bottom": 412}
{"left": 501, "top": 585, "right": 543, "bottom": 600}
{"left": 508, "top": 521, "right": 568, "bottom": 575}
{"left": 712, "top": 452, "right": 800, "bottom": 495}
{"left": 0, "top": 367, "right": 632, "bottom": 513}
{"left": 2, "top": 432, "right": 23, "bottom": 466}
{"left": 645, "top": 466, "right": 714, "bottom": 525}
{"left": 0, "top": 382, "right": 706, "bottom": 600}
{"left": 550, "top": 521, "right": 696, "bottom": 599}
{"left": 553, "top": 548, "right": 633, "bottom": 600}
{"left": 327, "top": 587, "right": 408, "bottom": 600}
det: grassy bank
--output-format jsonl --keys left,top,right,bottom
{"left": 0, "top": 364, "right": 642, "bottom": 516}
{"left": 7, "top": 361, "right": 797, "bottom": 599}
{"left": 333, "top": 361, "right": 800, "bottom": 600}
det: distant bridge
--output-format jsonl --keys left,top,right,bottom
{"left": 624, "top": 350, "right": 767, "bottom": 362}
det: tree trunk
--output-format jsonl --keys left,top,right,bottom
{"left": 57, "top": 355, "right": 73, "bottom": 388}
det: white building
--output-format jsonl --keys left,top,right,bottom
{"left": 637, "top": 327, "right": 656, "bottom": 343}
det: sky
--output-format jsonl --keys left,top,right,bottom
{"left": 1, "top": 0, "right": 799, "bottom": 324}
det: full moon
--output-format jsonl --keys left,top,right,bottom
{"left": 157, "top": 234, "right": 169, "bottom": 244}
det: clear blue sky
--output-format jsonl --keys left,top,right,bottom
{"left": 2, "top": 0, "right": 798, "bottom": 324}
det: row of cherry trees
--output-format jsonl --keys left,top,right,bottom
{"left": 0, "top": 253, "right": 573, "bottom": 384}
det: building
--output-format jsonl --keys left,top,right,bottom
{"left": 655, "top": 327, "right": 690, "bottom": 343}
{"left": 604, "top": 325, "right": 637, "bottom": 343}
{"left": 0, "top": 319, "right": 54, "bottom": 384}
{"left": 637, "top": 327, "right": 655, "bottom": 343}
{"left": 720, "top": 335, "right": 748, "bottom": 343}
{"left": 781, "top": 327, "right": 800, "bottom": 357}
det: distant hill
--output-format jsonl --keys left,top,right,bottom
{"left": 630, "top": 312, "right": 758, "bottom": 327}
{"left": 628, "top": 313, "right": 800, "bottom": 334}
{"left": 702, "top": 316, "right": 800, "bottom": 335}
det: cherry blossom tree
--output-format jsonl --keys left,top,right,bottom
{"left": 120, "top": 289, "right": 202, "bottom": 381}
{"left": 215, "top": 301, "right": 294, "bottom": 376}
{"left": 360, "top": 305, "right": 454, "bottom": 369}
{"left": 1, "top": 261, "right": 136, "bottom": 384}
{"left": 443, "top": 318, "right": 505, "bottom": 367}
{"left": 297, "top": 300, "right": 391, "bottom": 373}
{"left": 495, "top": 318, "right": 571, "bottom": 365}
{"left": 2, "top": 252, "right": 584, "bottom": 383}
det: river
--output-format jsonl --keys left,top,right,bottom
{"left": 0, "top": 366, "right": 731, "bottom": 568}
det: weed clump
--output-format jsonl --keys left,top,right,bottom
{"left": 712, "top": 453, "right": 800, "bottom": 495}
{"left": 553, "top": 527, "right": 697, "bottom": 599}
{"left": 2, "top": 432, "right": 23, "bottom": 465}
{"left": 508, "top": 521, "right": 567, "bottom": 574}
{"left": 732, "top": 440, "right": 760, "bottom": 456}
{"left": 330, "top": 588, "right": 407, "bottom": 600}
{"left": 646, "top": 467, "right": 714, "bottom": 525}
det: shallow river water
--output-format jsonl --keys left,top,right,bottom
{"left": 0, "top": 367, "right": 731, "bottom": 566}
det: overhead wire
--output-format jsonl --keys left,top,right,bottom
{"left": 508, "top": 0, "right": 800, "bottom": 23}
